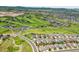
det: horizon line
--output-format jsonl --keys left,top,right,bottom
{"left": 0, "top": 6, "right": 79, "bottom": 9}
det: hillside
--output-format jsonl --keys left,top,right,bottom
{"left": 0, "top": 6, "right": 79, "bottom": 52}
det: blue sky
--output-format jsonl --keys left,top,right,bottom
{"left": 0, "top": 0, "right": 79, "bottom": 8}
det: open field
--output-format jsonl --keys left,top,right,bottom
{"left": 0, "top": 35, "right": 32, "bottom": 52}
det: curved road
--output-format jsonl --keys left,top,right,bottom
{"left": 19, "top": 36, "right": 39, "bottom": 52}
{"left": 0, "top": 27, "right": 39, "bottom": 52}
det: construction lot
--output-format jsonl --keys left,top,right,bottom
{"left": 0, "top": 11, "right": 24, "bottom": 17}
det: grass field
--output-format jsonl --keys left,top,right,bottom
{"left": 0, "top": 36, "right": 32, "bottom": 52}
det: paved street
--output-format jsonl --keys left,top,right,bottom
{"left": 55, "top": 49, "right": 79, "bottom": 52}
{"left": 19, "top": 36, "right": 39, "bottom": 52}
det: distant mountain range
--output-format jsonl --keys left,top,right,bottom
{"left": 0, "top": 6, "right": 79, "bottom": 13}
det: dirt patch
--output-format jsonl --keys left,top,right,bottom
{"left": 0, "top": 11, "right": 25, "bottom": 17}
